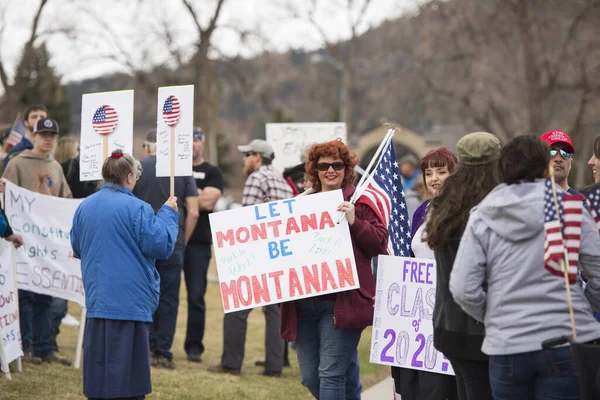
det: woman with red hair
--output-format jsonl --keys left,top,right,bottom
{"left": 280, "top": 139, "right": 389, "bottom": 400}
{"left": 392, "top": 147, "right": 459, "bottom": 400}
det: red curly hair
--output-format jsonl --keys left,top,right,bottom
{"left": 305, "top": 139, "right": 358, "bottom": 193}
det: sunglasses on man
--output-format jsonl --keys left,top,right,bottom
{"left": 550, "top": 149, "right": 573, "bottom": 159}
{"left": 317, "top": 162, "right": 345, "bottom": 171}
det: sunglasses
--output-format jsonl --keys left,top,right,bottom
{"left": 317, "top": 162, "right": 345, "bottom": 171}
{"left": 550, "top": 149, "right": 573, "bottom": 159}
{"left": 244, "top": 151, "right": 256, "bottom": 158}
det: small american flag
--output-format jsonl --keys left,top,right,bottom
{"left": 585, "top": 184, "right": 600, "bottom": 230}
{"left": 543, "top": 177, "right": 582, "bottom": 283}
{"left": 7, "top": 117, "right": 26, "bottom": 148}
{"left": 162, "top": 95, "right": 180, "bottom": 126}
{"left": 92, "top": 105, "right": 118, "bottom": 135}
{"left": 356, "top": 140, "right": 411, "bottom": 256}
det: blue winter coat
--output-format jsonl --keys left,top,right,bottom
{"left": 70, "top": 182, "right": 178, "bottom": 322}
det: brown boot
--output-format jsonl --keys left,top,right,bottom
{"left": 22, "top": 352, "right": 42, "bottom": 365}
{"left": 207, "top": 364, "right": 241, "bottom": 375}
{"left": 40, "top": 354, "right": 72, "bottom": 366}
{"left": 155, "top": 355, "right": 176, "bottom": 370}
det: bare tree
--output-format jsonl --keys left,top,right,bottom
{"left": 278, "top": 0, "right": 381, "bottom": 139}
{"left": 417, "top": 0, "right": 600, "bottom": 186}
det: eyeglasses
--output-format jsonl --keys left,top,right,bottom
{"left": 550, "top": 149, "right": 573, "bottom": 159}
{"left": 317, "top": 162, "right": 345, "bottom": 171}
{"left": 244, "top": 151, "right": 256, "bottom": 158}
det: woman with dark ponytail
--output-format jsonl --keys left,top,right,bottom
{"left": 71, "top": 150, "right": 179, "bottom": 400}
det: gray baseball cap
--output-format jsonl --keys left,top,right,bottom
{"left": 237, "top": 139, "right": 275, "bottom": 160}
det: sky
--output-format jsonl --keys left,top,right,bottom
{"left": 0, "top": 0, "right": 421, "bottom": 85}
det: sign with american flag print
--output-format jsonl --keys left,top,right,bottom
{"left": 92, "top": 105, "right": 118, "bottom": 135}
{"left": 162, "top": 95, "right": 180, "bottom": 126}
{"left": 156, "top": 85, "right": 194, "bottom": 177}
{"left": 80, "top": 90, "right": 134, "bottom": 181}
{"left": 543, "top": 177, "right": 582, "bottom": 283}
{"left": 356, "top": 139, "right": 411, "bottom": 257}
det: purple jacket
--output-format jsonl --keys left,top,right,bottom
{"left": 410, "top": 200, "right": 430, "bottom": 255}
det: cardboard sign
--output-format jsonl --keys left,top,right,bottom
{"left": 266, "top": 123, "right": 347, "bottom": 173}
{"left": 4, "top": 181, "right": 84, "bottom": 305}
{"left": 156, "top": 85, "right": 194, "bottom": 177}
{"left": 370, "top": 255, "right": 455, "bottom": 376}
{"left": 209, "top": 190, "right": 358, "bottom": 313}
{"left": 80, "top": 90, "right": 134, "bottom": 181}
{"left": 0, "top": 245, "right": 22, "bottom": 373}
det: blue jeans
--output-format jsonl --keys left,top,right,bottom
{"left": 183, "top": 242, "right": 211, "bottom": 356}
{"left": 150, "top": 245, "right": 184, "bottom": 360}
{"left": 18, "top": 290, "right": 53, "bottom": 357}
{"left": 51, "top": 297, "right": 68, "bottom": 336}
{"left": 489, "top": 347, "right": 579, "bottom": 400}
{"left": 295, "top": 299, "right": 363, "bottom": 400}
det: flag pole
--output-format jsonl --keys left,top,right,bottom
{"left": 351, "top": 127, "right": 395, "bottom": 203}
{"left": 549, "top": 166, "right": 577, "bottom": 340}
{"left": 337, "top": 128, "right": 395, "bottom": 224}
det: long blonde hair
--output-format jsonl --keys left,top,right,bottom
{"left": 54, "top": 136, "right": 79, "bottom": 163}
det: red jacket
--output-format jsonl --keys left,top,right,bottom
{"left": 280, "top": 184, "right": 389, "bottom": 341}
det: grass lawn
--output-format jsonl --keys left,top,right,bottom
{"left": 0, "top": 266, "right": 388, "bottom": 399}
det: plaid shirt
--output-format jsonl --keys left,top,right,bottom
{"left": 242, "top": 165, "right": 293, "bottom": 206}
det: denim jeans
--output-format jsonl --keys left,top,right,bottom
{"left": 183, "top": 242, "right": 211, "bottom": 356}
{"left": 295, "top": 298, "right": 363, "bottom": 400}
{"left": 18, "top": 289, "right": 53, "bottom": 357}
{"left": 447, "top": 356, "right": 492, "bottom": 400}
{"left": 489, "top": 347, "right": 579, "bottom": 400}
{"left": 51, "top": 297, "right": 68, "bottom": 336}
{"left": 150, "top": 245, "right": 184, "bottom": 360}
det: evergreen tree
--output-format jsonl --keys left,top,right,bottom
{"left": 12, "top": 43, "right": 71, "bottom": 133}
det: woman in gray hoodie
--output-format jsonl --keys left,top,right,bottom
{"left": 450, "top": 135, "right": 600, "bottom": 400}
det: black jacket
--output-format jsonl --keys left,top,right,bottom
{"left": 433, "top": 237, "right": 487, "bottom": 362}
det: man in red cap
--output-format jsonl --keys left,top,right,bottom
{"left": 540, "top": 130, "right": 578, "bottom": 194}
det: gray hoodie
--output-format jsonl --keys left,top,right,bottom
{"left": 450, "top": 180, "right": 600, "bottom": 355}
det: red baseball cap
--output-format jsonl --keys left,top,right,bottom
{"left": 540, "top": 130, "right": 575, "bottom": 154}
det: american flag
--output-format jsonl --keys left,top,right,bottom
{"left": 162, "top": 95, "right": 180, "bottom": 126}
{"left": 543, "top": 177, "right": 582, "bottom": 283}
{"left": 7, "top": 117, "right": 26, "bottom": 148}
{"left": 585, "top": 184, "right": 600, "bottom": 231}
{"left": 356, "top": 140, "right": 411, "bottom": 256}
{"left": 92, "top": 105, "right": 118, "bottom": 135}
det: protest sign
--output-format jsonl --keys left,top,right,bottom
{"left": 80, "top": 90, "right": 134, "bottom": 181}
{"left": 266, "top": 123, "right": 346, "bottom": 173}
{"left": 210, "top": 189, "right": 358, "bottom": 313}
{"left": 0, "top": 244, "right": 22, "bottom": 373}
{"left": 156, "top": 85, "right": 194, "bottom": 178}
{"left": 370, "top": 255, "right": 454, "bottom": 376}
{"left": 4, "top": 181, "right": 84, "bottom": 305}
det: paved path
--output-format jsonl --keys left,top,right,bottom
{"left": 363, "top": 377, "right": 395, "bottom": 400}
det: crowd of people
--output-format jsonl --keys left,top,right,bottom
{"left": 1, "top": 102, "right": 600, "bottom": 400}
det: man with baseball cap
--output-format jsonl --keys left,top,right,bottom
{"left": 3, "top": 117, "right": 72, "bottom": 366}
{"left": 540, "top": 130, "right": 578, "bottom": 194}
{"left": 209, "top": 138, "right": 292, "bottom": 377}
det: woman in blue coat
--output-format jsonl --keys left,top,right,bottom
{"left": 71, "top": 150, "right": 179, "bottom": 400}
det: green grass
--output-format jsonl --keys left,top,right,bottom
{"left": 0, "top": 275, "right": 388, "bottom": 399}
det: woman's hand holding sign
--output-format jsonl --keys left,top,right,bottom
{"left": 164, "top": 196, "right": 178, "bottom": 212}
{"left": 337, "top": 201, "right": 355, "bottom": 226}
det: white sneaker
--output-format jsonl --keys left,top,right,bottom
{"left": 61, "top": 313, "right": 80, "bottom": 326}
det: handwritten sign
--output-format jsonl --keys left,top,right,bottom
{"left": 0, "top": 245, "right": 22, "bottom": 373}
{"left": 266, "top": 123, "right": 347, "bottom": 173}
{"left": 209, "top": 190, "right": 358, "bottom": 313}
{"left": 370, "top": 255, "right": 454, "bottom": 376}
{"left": 4, "top": 181, "right": 85, "bottom": 305}
{"left": 80, "top": 90, "right": 134, "bottom": 181}
{"left": 156, "top": 85, "right": 194, "bottom": 177}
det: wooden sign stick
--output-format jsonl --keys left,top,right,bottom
{"left": 170, "top": 126, "right": 175, "bottom": 197}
